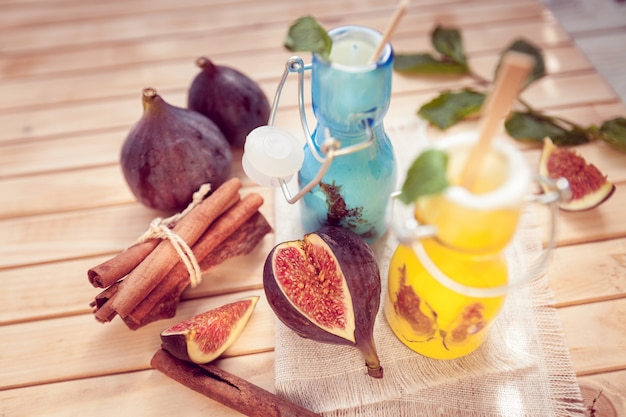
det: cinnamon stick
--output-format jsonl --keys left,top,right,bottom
{"left": 91, "top": 283, "right": 120, "bottom": 322}
{"left": 88, "top": 190, "right": 240, "bottom": 289}
{"left": 123, "top": 211, "right": 272, "bottom": 329}
{"left": 88, "top": 240, "right": 159, "bottom": 288}
{"left": 188, "top": 192, "right": 266, "bottom": 268}
{"left": 198, "top": 211, "right": 272, "bottom": 271}
{"left": 112, "top": 178, "right": 243, "bottom": 318}
{"left": 151, "top": 349, "right": 321, "bottom": 417}
{"left": 122, "top": 193, "right": 267, "bottom": 329}
{"left": 122, "top": 279, "right": 186, "bottom": 329}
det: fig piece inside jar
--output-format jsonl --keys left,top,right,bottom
{"left": 264, "top": 226, "right": 383, "bottom": 378}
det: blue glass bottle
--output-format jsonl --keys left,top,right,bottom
{"left": 299, "top": 25, "right": 397, "bottom": 243}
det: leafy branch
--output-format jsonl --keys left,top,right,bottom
{"left": 395, "top": 26, "right": 626, "bottom": 150}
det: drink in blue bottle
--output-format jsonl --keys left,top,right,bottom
{"left": 242, "top": 25, "right": 397, "bottom": 243}
{"left": 299, "top": 26, "right": 397, "bottom": 243}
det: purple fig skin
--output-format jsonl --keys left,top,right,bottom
{"left": 187, "top": 57, "right": 271, "bottom": 148}
{"left": 160, "top": 332, "right": 190, "bottom": 362}
{"left": 264, "top": 226, "right": 383, "bottom": 378}
{"left": 121, "top": 88, "right": 232, "bottom": 212}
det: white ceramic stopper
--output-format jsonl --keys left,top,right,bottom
{"left": 242, "top": 126, "right": 304, "bottom": 187}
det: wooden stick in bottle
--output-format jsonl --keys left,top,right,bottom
{"left": 460, "top": 51, "right": 534, "bottom": 190}
{"left": 368, "top": 0, "right": 410, "bottom": 64}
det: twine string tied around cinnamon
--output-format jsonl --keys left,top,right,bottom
{"left": 134, "top": 183, "right": 212, "bottom": 288}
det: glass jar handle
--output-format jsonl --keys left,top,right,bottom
{"left": 388, "top": 176, "right": 570, "bottom": 298}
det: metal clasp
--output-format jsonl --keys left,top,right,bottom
{"left": 268, "top": 56, "right": 374, "bottom": 204}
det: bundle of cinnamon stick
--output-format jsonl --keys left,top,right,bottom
{"left": 89, "top": 178, "right": 272, "bottom": 330}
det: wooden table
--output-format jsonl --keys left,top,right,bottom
{"left": 1, "top": 0, "right": 625, "bottom": 415}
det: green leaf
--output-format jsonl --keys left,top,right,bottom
{"left": 394, "top": 53, "right": 469, "bottom": 75}
{"left": 599, "top": 117, "right": 626, "bottom": 152}
{"left": 399, "top": 149, "right": 449, "bottom": 204}
{"left": 505, "top": 112, "right": 565, "bottom": 143}
{"left": 505, "top": 111, "right": 590, "bottom": 146}
{"left": 497, "top": 39, "right": 546, "bottom": 86}
{"left": 418, "top": 89, "right": 486, "bottom": 129}
{"left": 284, "top": 16, "right": 332, "bottom": 58}
{"left": 431, "top": 26, "right": 467, "bottom": 66}
{"left": 552, "top": 126, "right": 592, "bottom": 146}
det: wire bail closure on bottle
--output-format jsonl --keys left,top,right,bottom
{"left": 242, "top": 56, "right": 374, "bottom": 204}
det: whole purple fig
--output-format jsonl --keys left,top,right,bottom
{"left": 187, "top": 57, "right": 271, "bottom": 148}
{"left": 121, "top": 87, "right": 232, "bottom": 212}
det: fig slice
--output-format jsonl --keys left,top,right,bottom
{"left": 539, "top": 138, "right": 615, "bottom": 211}
{"left": 160, "top": 296, "right": 259, "bottom": 364}
{"left": 264, "top": 226, "right": 383, "bottom": 378}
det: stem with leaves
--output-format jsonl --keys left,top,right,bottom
{"left": 395, "top": 25, "right": 626, "bottom": 151}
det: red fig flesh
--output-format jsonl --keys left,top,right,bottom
{"left": 539, "top": 138, "right": 615, "bottom": 211}
{"left": 264, "top": 226, "right": 383, "bottom": 378}
{"left": 121, "top": 87, "right": 232, "bottom": 212}
{"left": 188, "top": 57, "right": 271, "bottom": 148}
{"left": 160, "top": 296, "right": 259, "bottom": 364}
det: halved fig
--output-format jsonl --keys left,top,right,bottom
{"left": 263, "top": 226, "right": 383, "bottom": 378}
{"left": 540, "top": 138, "right": 615, "bottom": 211}
{"left": 160, "top": 296, "right": 259, "bottom": 364}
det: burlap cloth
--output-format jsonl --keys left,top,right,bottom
{"left": 271, "top": 123, "right": 586, "bottom": 416}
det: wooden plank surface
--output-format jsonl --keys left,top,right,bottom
{"left": 0, "top": 289, "right": 275, "bottom": 390}
{"left": 1, "top": 0, "right": 625, "bottom": 416}
{"left": 542, "top": 0, "right": 626, "bottom": 105}
{"left": 0, "top": 351, "right": 277, "bottom": 417}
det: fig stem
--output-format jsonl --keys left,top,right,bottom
{"left": 141, "top": 87, "right": 160, "bottom": 112}
{"left": 366, "top": 361, "right": 384, "bottom": 379}
{"left": 142, "top": 87, "right": 157, "bottom": 99}
{"left": 195, "top": 56, "right": 217, "bottom": 74}
{"left": 359, "top": 339, "right": 384, "bottom": 378}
